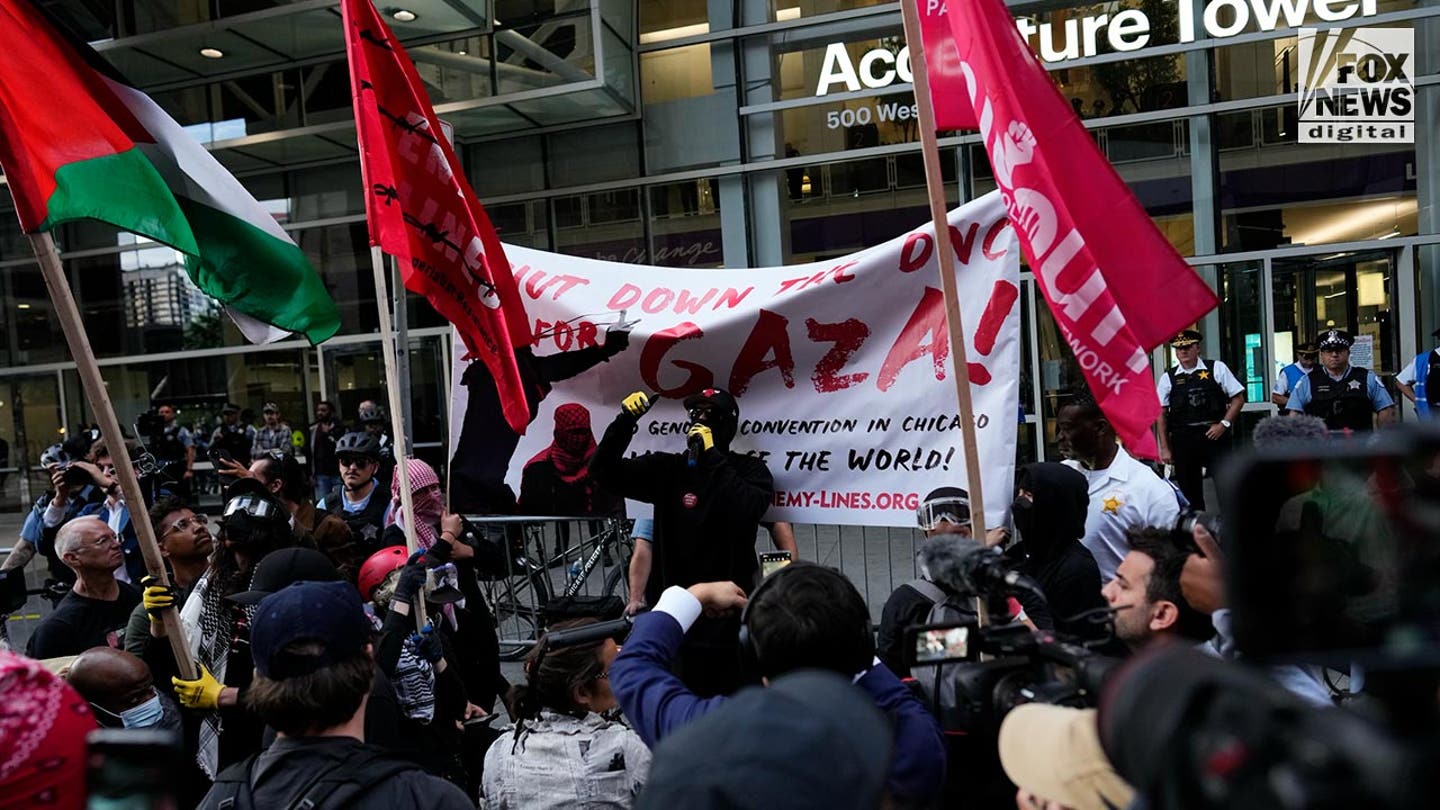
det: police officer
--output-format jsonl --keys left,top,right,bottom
{"left": 1155, "top": 329, "right": 1245, "bottom": 511}
{"left": 1395, "top": 326, "right": 1440, "bottom": 419}
{"left": 210, "top": 402, "right": 256, "bottom": 468}
{"left": 1285, "top": 328, "right": 1396, "bottom": 432}
{"left": 318, "top": 432, "right": 392, "bottom": 553}
{"left": 150, "top": 402, "right": 194, "bottom": 500}
{"left": 1271, "top": 341, "right": 1319, "bottom": 408}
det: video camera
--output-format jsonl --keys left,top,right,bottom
{"left": 1096, "top": 424, "right": 1440, "bottom": 809}
{"left": 903, "top": 536, "right": 1122, "bottom": 736}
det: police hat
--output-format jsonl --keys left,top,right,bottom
{"left": 262, "top": 402, "right": 280, "bottom": 414}
{"left": 1318, "top": 329, "right": 1353, "bottom": 350}
{"left": 1295, "top": 341, "right": 1318, "bottom": 356}
{"left": 221, "top": 402, "right": 241, "bottom": 414}
{"left": 1169, "top": 329, "right": 1202, "bottom": 348}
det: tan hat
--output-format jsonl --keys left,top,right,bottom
{"left": 998, "top": 705, "right": 1135, "bottom": 810}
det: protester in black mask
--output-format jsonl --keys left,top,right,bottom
{"left": 1005, "top": 463, "right": 1108, "bottom": 641}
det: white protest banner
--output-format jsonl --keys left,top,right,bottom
{"left": 449, "top": 191, "right": 1019, "bottom": 527}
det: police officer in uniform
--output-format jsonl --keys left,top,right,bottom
{"left": 1155, "top": 330, "right": 1245, "bottom": 510}
{"left": 1395, "top": 327, "right": 1440, "bottom": 419}
{"left": 210, "top": 402, "right": 257, "bottom": 469}
{"left": 149, "top": 402, "right": 194, "bottom": 501}
{"left": 1271, "top": 341, "right": 1319, "bottom": 408}
{"left": 1285, "top": 329, "right": 1396, "bottom": 432}
{"left": 317, "top": 432, "right": 392, "bottom": 554}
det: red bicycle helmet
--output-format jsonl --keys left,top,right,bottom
{"left": 358, "top": 546, "right": 407, "bottom": 601}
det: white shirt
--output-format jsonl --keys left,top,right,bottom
{"left": 1394, "top": 348, "right": 1440, "bottom": 385}
{"left": 1155, "top": 358, "right": 1245, "bottom": 405}
{"left": 1063, "top": 446, "right": 1182, "bottom": 582}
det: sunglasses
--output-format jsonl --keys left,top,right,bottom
{"left": 337, "top": 456, "right": 375, "bottom": 468}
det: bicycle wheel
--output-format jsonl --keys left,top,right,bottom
{"left": 483, "top": 564, "right": 553, "bottom": 661}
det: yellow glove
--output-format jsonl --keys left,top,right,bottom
{"left": 140, "top": 575, "right": 176, "bottom": 619}
{"left": 173, "top": 664, "right": 225, "bottom": 710}
{"left": 621, "top": 391, "right": 654, "bottom": 417}
{"left": 687, "top": 423, "right": 714, "bottom": 453}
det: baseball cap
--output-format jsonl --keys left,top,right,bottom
{"left": 682, "top": 387, "right": 739, "bottom": 420}
{"left": 251, "top": 581, "right": 371, "bottom": 679}
{"left": 637, "top": 670, "right": 891, "bottom": 810}
{"left": 998, "top": 705, "right": 1135, "bottom": 810}
{"left": 229, "top": 548, "right": 342, "bottom": 605}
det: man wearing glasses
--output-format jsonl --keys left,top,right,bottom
{"left": 593, "top": 387, "right": 773, "bottom": 697}
{"left": 124, "top": 496, "right": 214, "bottom": 670}
{"left": 25, "top": 516, "right": 140, "bottom": 658}
{"left": 318, "top": 432, "right": 393, "bottom": 549}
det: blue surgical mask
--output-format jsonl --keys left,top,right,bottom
{"left": 93, "top": 690, "right": 167, "bottom": 729}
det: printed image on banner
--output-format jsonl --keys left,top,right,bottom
{"left": 1298, "top": 27, "right": 1413, "bottom": 144}
{"left": 448, "top": 192, "right": 1021, "bottom": 528}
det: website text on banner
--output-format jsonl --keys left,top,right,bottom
{"left": 942, "top": 0, "right": 1218, "bottom": 458}
{"left": 343, "top": 0, "right": 533, "bottom": 435}
{"left": 448, "top": 192, "right": 1020, "bottom": 528}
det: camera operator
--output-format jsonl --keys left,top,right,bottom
{"left": 4, "top": 438, "right": 109, "bottom": 601}
{"left": 1104, "top": 527, "right": 1330, "bottom": 705}
{"left": 609, "top": 564, "right": 946, "bottom": 806}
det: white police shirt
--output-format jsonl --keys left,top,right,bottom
{"left": 1155, "top": 357, "right": 1245, "bottom": 405}
{"left": 1063, "top": 446, "right": 1182, "bottom": 582}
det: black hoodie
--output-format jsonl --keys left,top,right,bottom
{"left": 1008, "top": 463, "right": 1109, "bottom": 640}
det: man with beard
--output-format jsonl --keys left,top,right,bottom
{"left": 592, "top": 387, "right": 773, "bottom": 696}
{"left": 1004, "top": 463, "right": 1108, "bottom": 641}
{"left": 319, "top": 432, "right": 393, "bottom": 555}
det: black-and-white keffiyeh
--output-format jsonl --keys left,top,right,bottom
{"left": 364, "top": 609, "right": 435, "bottom": 722}
{"left": 181, "top": 569, "right": 253, "bottom": 778}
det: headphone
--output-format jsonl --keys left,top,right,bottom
{"left": 737, "top": 562, "right": 876, "bottom": 680}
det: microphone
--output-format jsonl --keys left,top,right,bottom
{"left": 918, "top": 535, "right": 1048, "bottom": 602}
{"left": 540, "top": 616, "right": 633, "bottom": 649}
{"left": 686, "top": 432, "right": 704, "bottom": 467}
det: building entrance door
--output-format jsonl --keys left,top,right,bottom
{"left": 1272, "top": 249, "right": 1400, "bottom": 384}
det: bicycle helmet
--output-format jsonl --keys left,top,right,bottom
{"left": 358, "top": 545, "right": 408, "bottom": 601}
{"left": 358, "top": 403, "right": 386, "bottom": 424}
{"left": 335, "top": 431, "right": 381, "bottom": 460}
{"left": 39, "top": 444, "right": 69, "bottom": 468}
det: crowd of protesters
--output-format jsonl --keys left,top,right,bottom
{"left": 0, "top": 371, "right": 1407, "bottom": 810}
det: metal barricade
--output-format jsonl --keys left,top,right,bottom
{"left": 463, "top": 518, "right": 925, "bottom": 657}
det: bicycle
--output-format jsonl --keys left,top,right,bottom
{"left": 470, "top": 516, "right": 635, "bottom": 661}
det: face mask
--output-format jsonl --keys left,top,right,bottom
{"left": 94, "top": 690, "right": 168, "bottom": 729}
{"left": 1011, "top": 495, "right": 1035, "bottom": 538}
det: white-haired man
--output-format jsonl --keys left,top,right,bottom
{"left": 25, "top": 516, "right": 140, "bottom": 658}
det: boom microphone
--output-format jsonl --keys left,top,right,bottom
{"left": 918, "top": 535, "right": 1048, "bottom": 603}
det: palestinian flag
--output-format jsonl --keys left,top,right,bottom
{"left": 0, "top": 0, "right": 340, "bottom": 344}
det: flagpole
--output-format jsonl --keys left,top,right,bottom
{"left": 370, "top": 245, "right": 427, "bottom": 626}
{"left": 26, "top": 231, "right": 198, "bottom": 679}
{"left": 899, "top": 0, "right": 990, "bottom": 546}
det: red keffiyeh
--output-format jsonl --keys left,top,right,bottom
{"left": 0, "top": 651, "right": 95, "bottom": 810}
{"left": 527, "top": 403, "right": 597, "bottom": 485}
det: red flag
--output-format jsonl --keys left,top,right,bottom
{"left": 943, "top": 0, "right": 1217, "bottom": 457}
{"left": 342, "top": 0, "right": 532, "bottom": 434}
{"left": 918, "top": 0, "right": 976, "bottom": 130}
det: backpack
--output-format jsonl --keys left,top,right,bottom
{"left": 904, "top": 578, "right": 989, "bottom": 733}
{"left": 209, "top": 745, "right": 417, "bottom": 810}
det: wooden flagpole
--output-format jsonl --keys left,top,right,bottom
{"left": 27, "top": 231, "right": 197, "bottom": 679}
{"left": 369, "top": 246, "right": 427, "bottom": 626}
{"left": 898, "top": 0, "right": 989, "bottom": 545}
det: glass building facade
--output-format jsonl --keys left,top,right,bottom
{"left": 0, "top": 0, "right": 1438, "bottom": 509}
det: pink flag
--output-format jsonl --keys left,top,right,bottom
{"left": 943, "top": 0, "right": 1217, "bottom": 457}
{"left": 917, "top": 0, "right": 976, "bottom": 130}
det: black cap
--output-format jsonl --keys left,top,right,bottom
{"left": 221, "top": 402, "right": 241, "bottom": 414}
{"left": 1295, "top": 341, "right": 1318, "bottom": 355}
{"left": 682, "top": 387, "right": 739, "bottom": 420}
{"left": 637, "top": 671, "right": 892, "bottom": 810}
{"left": 1169, "top": 329, "right": 1202, "bottom": 348}
{"left": 1318, "top": 329, "right": 1353, "bottom": 350}
{"left": 229, "top": 548, "right": 342, "bottom": 605}
{"left": 251, "top": 582, "right": 370, "bottom": 679}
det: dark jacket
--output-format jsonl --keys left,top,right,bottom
{"left": 611, "top": 609, "right": 947, "bottom": 805}
{"left": 1009, "top": 463, "right": 1108, "bottom": 640}
{"left": 197, "top": 737, "right": 472, "bottom": 810}
{"left": 592, "top": 410, "right": 773, "bottom": 603}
